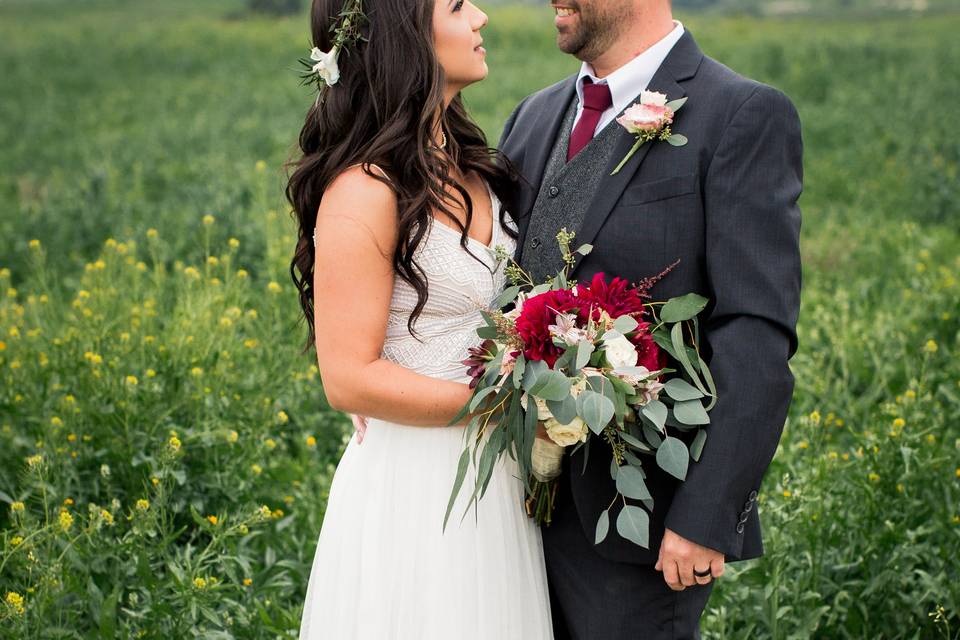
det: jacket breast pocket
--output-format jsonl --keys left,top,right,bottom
{"left": 618, "top": 172, "right": 699, "bottom": 206}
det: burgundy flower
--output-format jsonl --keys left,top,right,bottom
{"left": 515, "top": 289, "right": 581, "bottom": 367}
{"left": 461, "top": 338, "right": 496, "bottom": 389}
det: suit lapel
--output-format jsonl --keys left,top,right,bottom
{"left": 567, "top": 29, "right": 705, "bottom": 279}
{"left": 514, "top": 76, "right": 577, "bottom": 256}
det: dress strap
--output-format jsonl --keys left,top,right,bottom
{"left": 346, "top": 162, "right": 393, "bottom": 186}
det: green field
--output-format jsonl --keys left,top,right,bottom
{"left": 1, "top": 0, "right": 958, "bottom": 637}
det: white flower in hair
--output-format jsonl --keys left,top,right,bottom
{"left": 310, "top": 46, "right": 340, "bottom": 86}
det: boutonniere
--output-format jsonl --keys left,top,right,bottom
{"left": 610, "top": 91, "right": 688, "bottom": 175}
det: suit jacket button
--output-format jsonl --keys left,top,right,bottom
{"left": 548, "top": 186, "right": 560, "bottom": 198}
{"left": 736, "top": 522, "right": 745, "bottom": 533}
{"left": 748, "top": 490, "right": 758, "bottom": 500}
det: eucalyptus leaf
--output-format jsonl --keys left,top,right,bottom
{"left": 656, "top": 436, "right": 689, "bottom": 481}
{"left": 660, "top": 293, "right": 708, "bottom": 323}
{"left": 529, "top": 370, "right": 573, "bottom": 401}
{"left": 578, "top": 389, "right": 615, "bottom": 435}
{"left": 673, "top": 399, "right": 710, "bottom": 425}
{"left": 616, "top": 505, "right": 650, "bottom": 548}
{"left": 698, "top": 353, "right": 718, "bottom": 411}
{"left": 576, "top": 339, "right": 594, "bottom": 370}
{"left": 616, "top": 464, "right": 652, "bottom": 500}
{"left": 468, "top": 385, "right": 498, "bottom": 413}
{"left": 665, "top": 96, "right": 688, "bottom": 111}
{"left": 575, "top": 243, "right": 593, "bottom": 256}
{"left": 595, "top": 509, "right": 610, "bottom": 545}
{"left": 512, "top": 353, "right": 526, "bottom": 388}
{"left": 613, "top": 314, "right": 639, "bottom": 333}
{"left": 691, "top": 428, "right": 707, "bottom": 462}
{"left": 619, "top": 430, "right": 653, "bottom": 452}
{"left": 476, "top": 325, "right": 499, "bottom": 339}
{"left": 443, "top": 447, "right": 471, "bottom": 530}
{"left": 666, "top": 134, "right": 688, "bottom": 147}
{"left": 642, "top": 423, "right": 663, "bottom": 448}
{"left": 671, "top": 323, "right": 707, "bottom": 392}
{"left": 546, "top": 394, "right": 578, "bottom": 425}
{"left": 664, "top": 378, "right": 704, "bottom": 401}
{"left": 641, "top": 399, "right": 668, "bottom": 430}
{"left": 492, "top": 285, "right": 521, "bottom": 310}
{"left": 521, "top": 358, "right": 548, "bottom": 392}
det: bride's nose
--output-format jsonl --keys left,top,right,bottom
{"left": 474, "top": 6, "right": 488, "bottom": 30}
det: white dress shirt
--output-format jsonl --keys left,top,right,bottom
{"left": 572, "top": 19, "right": 685, "bottom": 136}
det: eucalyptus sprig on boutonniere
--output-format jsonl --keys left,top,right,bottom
{"left": 610, "top": 91, "right": 689, "bottom": 175}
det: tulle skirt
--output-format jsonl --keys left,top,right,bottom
{"left": 298, "top": 416, "right": 554, "bottom": 640}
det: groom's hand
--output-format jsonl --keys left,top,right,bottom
{"left": 654, "top": 527, "right": 725, "bottom": 590}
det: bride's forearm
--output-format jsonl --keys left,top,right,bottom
{"left": 325, "top": 358, "right": 478, "bottom": 427}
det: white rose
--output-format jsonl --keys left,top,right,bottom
{"left": 531, "top": 437, "right": 564, "bottom": 482}
{"left": 310, "top": 46, "right": 340, "bottom": 86}
{"left": 603, "top": 334, "right": 638, "bottom": 369}
{"left": 569, "top": 376, "right": 588, "bottom": 398}
{"left": 520, "top": 392, "right": 553, "bottom": 420}
{"left": 544, "top": 415, "right": 589, "bottom": 447}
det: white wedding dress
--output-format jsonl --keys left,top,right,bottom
{"left": 299, "top": 178, "right": 554, "bottom": 640}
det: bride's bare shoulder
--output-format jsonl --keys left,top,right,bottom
{"left": 317, "top": 164, "right": 398, "bottom": 258}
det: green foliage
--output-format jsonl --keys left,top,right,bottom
{"left": 0, "top": 0, "right": 958, "bottom": 637}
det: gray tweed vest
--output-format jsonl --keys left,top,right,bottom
{"left": 518, "top": 94, "right": 623, "bottom": 283}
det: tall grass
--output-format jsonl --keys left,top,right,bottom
{"left": 1, "top": 1, "right": 958, "bottom": 636}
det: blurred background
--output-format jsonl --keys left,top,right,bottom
{"left": 0, "top": 0, "right": 958, "bottom": 636}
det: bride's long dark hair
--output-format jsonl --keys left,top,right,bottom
{"left": 285, "top": 0, "right": 520, "bottom": 352}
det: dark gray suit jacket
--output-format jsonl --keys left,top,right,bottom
{"left": 498, "top": 28, "right": 802, "bottom": 564}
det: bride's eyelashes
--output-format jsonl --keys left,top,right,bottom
{"left": 452, "top": 0, "right": 465, "bottom": 12}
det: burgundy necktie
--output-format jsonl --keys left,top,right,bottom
{"left": 567, "top": 77, "right": 613, "bottom": 162}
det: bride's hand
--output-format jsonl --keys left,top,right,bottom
{"left": 349, "top": 413, "right": 368, "bottom": 444}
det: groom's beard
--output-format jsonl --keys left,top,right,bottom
{"left": 555, "top": 1, "right": 632, "bottom": 63}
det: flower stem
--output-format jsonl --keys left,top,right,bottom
{"left": 611, "top": 139, "right": 645, "bottom": 176}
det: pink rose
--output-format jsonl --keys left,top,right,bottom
{"left": 616, "top": 91, "right": 674, "bottom": 134}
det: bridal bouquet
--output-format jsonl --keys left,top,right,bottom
{"left": 444, "top": 229, "right": 718, "bottom": 549}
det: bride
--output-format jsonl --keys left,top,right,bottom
{"left": 285, "top": 0, "right": 553, "bottom": 638}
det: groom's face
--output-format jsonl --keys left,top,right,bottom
{"left": 551, "top": 1, "right": 634, "bottom": 62}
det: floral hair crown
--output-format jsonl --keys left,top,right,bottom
{"left": 297, "top": 0, "right": 368, "bottom": 104}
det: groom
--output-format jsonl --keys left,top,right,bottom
{"left": 498, "top": 1, "right": 802, "bottom": 637}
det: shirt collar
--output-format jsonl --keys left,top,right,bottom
{"left": 575, "top": 19, "right": 685, "bottom": 115}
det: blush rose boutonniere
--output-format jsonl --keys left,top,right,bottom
{"left": 610, "top": 90, "right": 689, "bottom": 175}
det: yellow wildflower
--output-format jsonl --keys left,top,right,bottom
{"left": 183, "top": 266, "right": 200, "bottom": 279}
{"left": 243, "top": 577, "right": 253, "bottom": 587}
{"left": 207, "top": 256, "right": 219, "bottom": 267}
{"left": 193, "top": 577, "right": 207, "bottom": 589}
{"left": 827, "top": 451, "right": 838, "bottom": 460}
{"left": 100, "top": 509, "right": 114, "bottom": 524}
{"left": 896, "top": 483, "right": 904, "bottom": 493}
{"left": 50, "top": 416, "right": 63, "bottom": 427}
{"left": 265, "top": 438, "right": 277, "bottom": 450}
{"left": 136, "top": 499, "right": 150, "bottom": 511}
{"left": 5, "top": 591, "right": 25, "bottom": 615}
{"left": 277, "top": 410, "right": 289, "bottom": 424}
{"left": 11, "top": 501, "right": 25, "bottom": 513}
{"left": 868, "top": 472, "right": 880, "bottom": 482}
{"left": 0, "top": 341, "right": 5, "bottom": 351}
{"left": 892, "top": 418, "right": 905, "bottom": 429}
{"left": 146, "top": 368, "right": 157, "bottom": 378}
{"left": 905, "top": 389, "right": 916, "bottom": 400}
{"left": 59, "top": 509, "right": 73, "bottom": 531}
{"left": 190, "top": 367, "right": 203, "bottom": 377}
{"left": 207, "top": 515, "right": 218, "bottom": 526}
{"left": 272, "top": 509, "right": 284, "bottom": 519}
{"left": 146, "top": 228, "right": 158, "bottom": 239}
{"left": 25, "top": 454, "right": 43, "bottom": 467}
{"left": 251, "top": 463, "right": 263, "bottom": 475}
{"left": 11, "top": 536, "right": 23, "bottom": 546}
{"left": 255, "top": 160, "right": 267, "bottom": 172}
{"left": 202, "top": 215, "right": 216, "bottom": 226}
{"left": 841, "top": 453, "right": 849, "bottom": 461}
{"left": 306, "top": 435, "right": 317, "bottom": 448}
{"left": 267, "top": 281, "right": 282, "bottom": 294}
{"left": 28, "top": 239, "right": 41, "bottom": 250}
{"left": 283, "top": 495, "right": 295, "bottom": 505}
{"left": 126, "top": 375, "right": 138, "bottom": 386}
{"left": 926, "top": 434, "right": 936, "bottom": 444}
{"left": 228, "top": 430, "right": 239, "bottom": 443}
{"left": 244, "top": 339, "right": 258, "bottom": 349}
{"left": 229, "top": 237, "right": 240, "bottom": 249}
{"left": 151, "top": 477, "right": 159, "bottom": 486}
{"left": 259, "top": 505, "right": 272, "bottom": 519}
{"left": 219, "top": 316, "right": 233, "bottom": 328}
{"left": 956, "top": 468, "right": 960, "bottom": 478}
{"left": 924, "top": 339, "right": 938, "bottom": 353}
{"left": 168, "top": 436, "right": 181, "bottom": 451}
{"left": 782, "top": 490, "right": 791, "bottom": 498}
{"left": 808, "top": 410, "right": 820, "bottom": 424}
{"left": 236, "top": 269, "right": 248, "bottom": 279}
